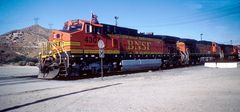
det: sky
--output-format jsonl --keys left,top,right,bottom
{"left": 0, "top": 0, "right": 240, "bottom": 45}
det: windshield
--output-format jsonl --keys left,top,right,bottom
{"left": 63, "top": 23, "right": 82, "bottom": 32}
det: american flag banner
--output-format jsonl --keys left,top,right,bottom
{"left": 91, "top": 13, "right": 99, "bottom": 24}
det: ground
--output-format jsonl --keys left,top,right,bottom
{"left": 0, "top": 64, "right": 240, "bottom": 112}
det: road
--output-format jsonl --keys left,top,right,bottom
{"left": 0, "top": 65, "right": 240, "bottom": 112}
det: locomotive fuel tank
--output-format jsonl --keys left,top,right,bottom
{"left": 121, "top": 59, "right": 162, "bottom": 71}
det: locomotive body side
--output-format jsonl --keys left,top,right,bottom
{"left": 38, "top": 17, "right": 238, "bottom": 80}
{"left": 38, "top": 19, "right": 165, "bottom": 79}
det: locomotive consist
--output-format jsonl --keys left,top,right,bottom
{"left": 38, "top": 15, "right": 239, "bottom": 79}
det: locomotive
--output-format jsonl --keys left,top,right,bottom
{"left": 38, "top": 14, "right": 238, "bottom": 79}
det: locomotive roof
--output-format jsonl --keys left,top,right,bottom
{"left": 180, "top": 38, "right": 197, "bottom": 43}
{"left": 101, "top": 23, "right": 138, "bottom": 36}
{"left": 139, "top": 34, "right": 181, "bottom": 42}
{"left": 101, "top": 23, "right": 137, "bottom": 31}
{"left": 197, "top": 40, "right": 212, "bottom": 45}
{"left": 159, "top": 35, "right": 181, "bottom": 41}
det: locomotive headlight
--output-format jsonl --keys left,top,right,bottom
{"left": 53, "top": 33, "right": 61, "bottom": 39}
{"left": 54, "top": 34, "right": 61, "bottom": 38}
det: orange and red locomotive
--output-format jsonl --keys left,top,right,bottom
{"left": 38, "top": 15, "right": 238, "bottom": 79}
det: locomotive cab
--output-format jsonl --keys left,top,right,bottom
{"left": 63, "top": 20, "right": 83, "bottom": 32}
{"left": 63, "top": 19, "right": 103, "bottom": 34}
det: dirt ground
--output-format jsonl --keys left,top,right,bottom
{"left": 0, "top": 64, "right": 240, "bottom": 112}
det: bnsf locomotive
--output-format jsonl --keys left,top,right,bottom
{"left": 38, "top": 15, "right": 238, "bottom": 79}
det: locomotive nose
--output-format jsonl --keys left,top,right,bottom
{"left": 52, "top": 32, "right": 61, "bottom": 39}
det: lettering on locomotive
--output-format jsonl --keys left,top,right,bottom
{"left": 127, "top": 40, "right": 151, "bottom": 50}
{"left": 85, "top": 36, "right": 99, "bottom": 44}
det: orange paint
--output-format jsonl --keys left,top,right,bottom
{"left": 176, "top": 41, "right": 186, "bottom": 53}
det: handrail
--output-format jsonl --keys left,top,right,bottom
{"left": 49, "top": 42, "right": 62, "bottom": 64}
{"left": 60, "top": 43, "right": 69, "bottom": 68}
{"left": 41, "top": 42, "right": 69, "bottom": 68}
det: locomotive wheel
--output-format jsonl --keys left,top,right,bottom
{"left": 38, "top": 62, "right": 60, "bottom": 79}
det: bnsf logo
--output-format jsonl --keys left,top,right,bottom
{"left": 127, "top": 40, "right": 151, "bottom": 50}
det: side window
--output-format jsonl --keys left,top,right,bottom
{"left": 85, "top": 24, "right": 90, "bottom": 33}
{"left": 95, "top": 27, "right": 101, "bottom": 34}
{"left": 85, "top": 24, "right": 102, "bottom": 34}
{"left": 107, "top": 26, "right": 110, "bottom": 33}
{"left": 70, "top": 24, "right": 82, "bottom": 31}
{"left": 76, "top": 24, "right": 82, "bottom": 30}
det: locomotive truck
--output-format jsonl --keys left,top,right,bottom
{"left": 38, "top": 15, "right": 238, "bottom": 79}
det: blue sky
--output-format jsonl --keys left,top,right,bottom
{"left": 0, "top": 0, "right": 240, "bottom": 45}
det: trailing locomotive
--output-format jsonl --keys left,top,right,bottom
{"left": 38, "top": 15, "right": 238, "bottom": 79}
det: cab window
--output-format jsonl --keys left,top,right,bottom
{"left": 85, "top": 24, "right": 102, "bottom": 34}
{"left": 94, "top": 27, "right": 102, "bottom": 34}
{"left": 70, "top": 24, "right": 82, "bottom": 31}
{"left": 85, "top": 24, "right": 91, "bottom": 33}
{"left": 63, "top": 23, "right": 82, "bottom": 32}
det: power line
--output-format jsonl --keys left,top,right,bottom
{"left": 147, "top": 2, "right": 240, "bottom": 22}
{"left": 218, "top": 40, "right": 240, "bottom": 45}
{"left": 131, "top": 3, "right": 240, "bottom": 28}
{"left": 135, "top": 6, "right": 240, "bottom": 28}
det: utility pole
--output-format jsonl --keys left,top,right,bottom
{"left": 200, "top": 33, "right": 203, "bottom": 41}
{"left": 114, "top": 16, "right": 119, "bottom": 26}
{"left": 34, "top": 17, "right": 39, "bottom": 25}
{"left": 230, "top": 40, "right": 233, "bottom": 45}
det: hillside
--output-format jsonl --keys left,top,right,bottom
{"left": 0, "top": 25, "right": 51, "bottom": 64}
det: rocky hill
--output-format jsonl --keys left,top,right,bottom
{"left": 0, "top": 25, "right": 51, "bottom": 65}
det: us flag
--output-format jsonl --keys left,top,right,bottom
{"left": 91, "top": 13, "right": 99, "bottom": 24}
